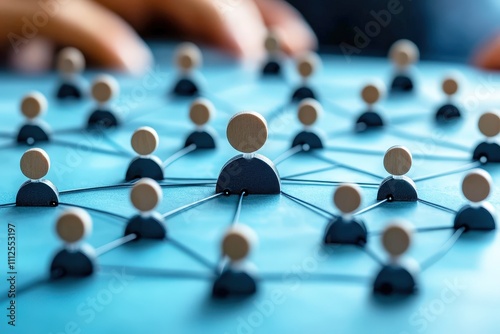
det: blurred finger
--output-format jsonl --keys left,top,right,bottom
{"left": 152, "top": 0, "right": 267, "bottom": 59}
{"left": 0, "top": 0, "right": 152, "bottom": 73}
{"left": 254, "top": 0, "right": 317, "bottom": 55}
{"left": 473, "top": 34, "right": 500, "bottom": 70}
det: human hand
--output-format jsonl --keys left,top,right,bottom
{"left": 0, "top": 0, "right": 317, "bottom": 73}
{"left": 473, "top": 34, "right": 500, "bottom": 70}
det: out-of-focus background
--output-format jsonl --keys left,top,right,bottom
{"left": 287, "top": 0, "right": 500, "bottom": 62}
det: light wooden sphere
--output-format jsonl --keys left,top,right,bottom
{"left": 57, "top": 47, "right": 85, "bottom": 74}
{"left": 334, "top": 183, "right": 362, "bottom": 214}
{"left": 21, "top": 91, "right": 47, "bottom": 119}
{"left": 442, "top": 76, "right": 459, "bottom": 96}
{"left": 389, "top": 39, "right": 419, "bottom": 68}
{"left": 478, "top": 112, "right": 500, "bottom": 137}
{"left": 189, "top": 98, "right": 214, "bottom": 126}
{"left": 361, "top": 82, "right": 385, "bottom": 105}
{"left": 130, "top": 178, "right": 162, "bottom": 212}
{"left": 56, "top": 208, "right": 92, "bottom": 243}
{"left": 131, "top": 127, "right": 159, "bottom": 155}
{"left": 296, "top": 52, "right": 320, "bottom": 79}
{"left": 383, "top": 145, "right": 412, "bottom": 176}
{"left": 227, "top": 111, "right": 268, "bottom": 153}
{"left": 298, "top": 98, "right": 322, "bottom": 126}
{"left": 462, "top": 169, "right": 492, "bottom": 203}
{"left": 264, "top": 29, "right": 280, "bottom": 53}
{"left": 175, "top": 42, "right": 202, "bottom": 71}
{"left": 222, "top": 224, "right": 257, "bottom": 262}
{"left": 20, "top": 148, "right": 50, "bottom": 179}
{"left": 382, "top": 220, "right": 413, "bottom": 257}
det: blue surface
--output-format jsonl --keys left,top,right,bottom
{"left": 1, "top": 45, "right": 500, "bottom": 333}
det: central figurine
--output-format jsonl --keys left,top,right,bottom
{"left": 216, "top": 111, "right": 281, "bottom": 195}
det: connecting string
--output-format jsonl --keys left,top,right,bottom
{"left": 387, "top": 127, "right": 471, "bottom": 153}
{"left": 95, "top": 233, "right": 138, "bottom": 256}
{"left": 200, "top": 92, "right": 236, "bottom": 116}
{"left": 356, "top": 245, "right": 384, "bottom": 265}
{"left": 124, "top": 104, "right": 171, "bottom": 123}
{"left": 59, "top": 202, "right": 129, "bottom": 222}
{"left": 163, "top": 177, "right": 218, "bottom": 182}
{"left": 265, "top": 103, "right": 289, "bottom": 123}
{"left": 162, "top": 193, "right": 223, "bottom": 219}
{"left": 322, "top": 98, "right": 354, "bottom": 118}
{"left": 389, "top": 113, "right": 428, "bottom": 125}
{"left": 281, "top": 166, "right": 339, "bottom": 179}
{"left": 231, "top": 192, "right": 246, "bottom": 225}
{"left": 60, "top": 182, "right": 134, "bottom": 195}
{"left": 353, "top": 199, "right": 388, "bottom": 216}
{"left": 411, "top": 152, "right": 471, "bottom": 162}
{"left": 413, "top": 161, "right": 481, "bottom": 183}
{"left": 0, "top": 203, "right": 16, "bottom": 208}
{"left": 310, "top": 152, "right": 385, "bottom": 180}
{"left": 369, "top": 225, "right": 455, "bottom": 236}
{"left": 282, "top": 178, "right": 379, "bottom": 188}
{"left": 51, "top": 127, "right": 84, "bottom": 135}
{"left": 420, "top": 227, "right": 466, "bottom": 271}
{"left": 101, "top": 132, "right": 135, "bottom": 157}
{"left": 418, "top": 198, "right": 458, "bottom": 214}
{"left": 167, "top": 237, "right": 217, "bottom": 271}
{"left": 0, "top": 276, "right": 50, "bottom": 301}
{"left": 281, "top": 191, "right": 335, "bottom": 219}
{"left": 50, "top": 138, "right": 130, "bottom": 158}
{"left": 162, "top": 144, "right": 197, "bottom": 168}
{"left": 323, "top": 146, "right": 385, "bottom": 156}
{"left": 258, "top": 272, "right": 370, "bottom": 284}
{"left": 273, "top": 144, "right": 304, "bottom": 165}
{"left": 99, "top": 264, "right": 214, "bottom": 280}
{"left": 158, "top": 182, "right": 216, "bottom": 188}
{"left": 0, "top": 142, "right": 17, "bottom": 150}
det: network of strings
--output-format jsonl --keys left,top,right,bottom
{"left": 0, "top": 42, "right": 496, "bottom": 300}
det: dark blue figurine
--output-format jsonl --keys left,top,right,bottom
{"left": 55, "top": 47, "right": 86, "bottom": 100}
{"left": 212, "top": 225, "right": 258, "bottom": 298}
{"left": 373, "top": 222, "right": 418, "bottom": 295}
{"left": 388, "top": 40, "right": 419, "bottom": 94}
{"left": 291, "top": 52, "right": 320, "bottom": 102}
{"left": 377, "top": 146, "right": 418, "bottom": 202}
{"left": 292, "top": 98, "right": 324, "bottom": 149}
{"left": 124, "top": 178, "right": 166, "bottom": 240}
{"left": 454, "top": 170, "right": 496, "bottom": 231}
{"left": 16, "top": 148, "right": 59, "bottom": 207}
{"left": 216, "top": 112, "right": 281, "bottom": 195}
{"left": 435, "top": 76, "right": 461, "bottom": 122}
{"left": 261, "top": 30, "right": 283, "bottom": 77}
{"left": 126, "top": 127, "right": 164, "bottom": 181}
{"left": 356, "top": 82, "right": 385, "bottom": 132}
{"left": 50, "top": 208, "right": 95, "bottom": 279}
{"left": 87, "top": 75, "right": 120, "bottom": 129}
{"left": 185, "top": 98, "right": 217, "bottom": 149}
{"left": 17, "top": 92, "right": 51, "bottom": 145}
{"left": 472, "top": 112, "right": 500, "bottom": 163}
{"left": 171, "top": 43, "right": 202, "bottom": 97}
{"left": 324, "top": 184, "right": 367, "bottom": 245}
